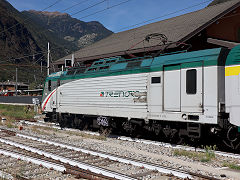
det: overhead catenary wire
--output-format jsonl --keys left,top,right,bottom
{"left": 0, "top": 0, "right": 112, "bottom": 63}
{"left": 115, "top": 0, "right": 213, "bottom": 32}
{"left": 0, "top": 0, "right": 214, "bottom": 67}
{"left": 70, "top": 0, "right": 107, "bottom": 16}
{"left": 1, "top": 17, "right": 212, "bottom": 65}
{"left": 77, "top": 0, "right": 133, "bottom": 19}
{"left": 0, "top": 0, "right": 133, "bottom": 63}
{"left": 0, "top": 0, "right": 63, "bottom": 35}
{"left": 55, "top": 0, "right": 217, "bottom": 58}
{"left": 61, "top": 0, "right": 93, "bottom": 12}
{"left": 52, "top": 20, "right": 216, "bottom": 62}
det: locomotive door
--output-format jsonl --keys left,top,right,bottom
{"left": 50, "top": 88, "right": 57, "bottom": 109}
{"left": 163, "top": 65, "right": 181, "bottom": 111}
{"left": 180, "top": 62, "right": 203, "bottom": 113}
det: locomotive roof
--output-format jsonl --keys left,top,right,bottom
{"left": 47, "top": 46, "right": 232, "bottom": 81}
{"left": 54, "top": 0, "right": 240, "bottom": 65}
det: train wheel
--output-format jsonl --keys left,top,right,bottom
{"left": 223, "top": 126, "right": 240, "bottom": 151}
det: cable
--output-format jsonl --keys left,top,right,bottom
{"left": 61, "top": 0, "right": 93, "bottom": 12}
{"left": 70, "top": 0, "right": 107, "bottom": 16}
{"left": 52, "top": 18, "right": 215, "bottom": 63}
{"left": 115, "top": 0, "right": 213, "bottom": 32}
{"left": 0, "top": 0, "right": 215, "bottom": 67}
{"left": 42, "top": 0, "right": 63, "bottom": 11}
{"left": 0, "top": 0, "right": 132, "bottom": 64}
{"left": 62, "top": 0, "right": 216, "bottom": 56}
{"left": 0, "top": 0, "right": 63, "bottom": 35}
{"left": 0, "top": 64, "right": 43, "bottom": 68}
{"left": 0, "top": 15, "right": 210, "bottom": 66}
{"left": 77, "top": 0, "right": 132, "bottom": 19}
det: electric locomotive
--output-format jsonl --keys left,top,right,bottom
{"left": 42, "top": 45, "right": 240, "bottom": 150}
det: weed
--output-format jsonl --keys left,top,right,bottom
{"left": 30, "top": 125, "right": 52, "bottom": 135}
{"left": 200, "top": 145, "right": 216, "bottom": 162}
{"left": 66, "top": 130, "right": 107, "bottom": 141}
{"left": 6, "top": 122, "right": 14, "bottom": 128}
{"left": 174, "top": 145, "right": 216, "bottom": 162}
{"left": 0, "top": 104, "right": 35, "bottom": 121}
{"left": 174, "top": 149, "right": 200, "bottom": 159}
{"left": 223, "top": 162, "right": 240, "bottom": 170}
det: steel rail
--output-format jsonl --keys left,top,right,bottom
{"left": 0, "top": 143, "right": 115, "bottom": 180}
{"left": 16, "top": 132, "right": 221, "bottom": 180}
{"left": 0, "top": 128, "right": 222, "bottom": 179}
{"left": 0, "top": 148, "right": 66, "bottom": 172}
{"left": 1, "top": 129, "right": 193, "bottom": 179}
{"left": 17, "top": 122, "right": 240, "bottom": 160}
{"left": 0, "top": 137, "right": 136, "bottom": 180}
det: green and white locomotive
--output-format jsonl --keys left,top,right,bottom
{"left": 42, "top": 45, "right": 240, "bottom": 150}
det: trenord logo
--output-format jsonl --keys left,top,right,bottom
{"left": 100, "top": 90, "right": 140, "bottom": 98}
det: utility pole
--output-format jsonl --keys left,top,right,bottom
{"left": 15, "top": 67, "right": 18, "bottom": 96}
{"left": 72, "top": 54, "right": 75, "bottom": 67}
{"left": 41, "top": 60, "right": 43, "bottom": 73}
{"left": 47, "top": 42, "right": 50, "bottom": 76}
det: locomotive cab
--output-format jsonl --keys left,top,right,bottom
{"left": 42, "top": 71, "right": 65, "bottom": 115}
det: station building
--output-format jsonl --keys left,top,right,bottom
{"left": 54, "top": 0, "right": 240, "bottom": 68}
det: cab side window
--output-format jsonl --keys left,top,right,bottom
{"left": 151, "top": 77, "right": 161, "bottom": 84}
{"left": 48, "top": 80, "right": 52, "bottom": 91}
{"left": 186, "top": 69, "right": 197, "bottom": 94}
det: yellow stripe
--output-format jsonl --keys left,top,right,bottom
{"left": 225, "top": 66, "right": 240, "bottom": 76}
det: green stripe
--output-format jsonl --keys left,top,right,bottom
{"left": 181, "top": 61, "right": 202, "bottom": 69}
{"left": 164, "top": 65, "right": 180, "bottom": 71}
{"left": 225, "top": 45, "right": 240, "bottom": 66}
{"left": 48, "top": 47, "right": 225, "bottom": 82}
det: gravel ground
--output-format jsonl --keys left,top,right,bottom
{"left": 0, "top": 152, "right": 76, "bottom": 180}
{"left": 1, "top": 122, "right": 240, "bottom": 179}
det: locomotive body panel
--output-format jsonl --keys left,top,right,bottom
{"left": 56, "top": 73, "right": 148, "bottom": 119}
{"left": 42, "top": 47, "right": 226, "bottom": 125}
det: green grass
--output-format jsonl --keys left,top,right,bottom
{"left": 174, "top": 145, "right": 216, "bottom": 162}
{"left": 223, "top": 162, "right": 240, "bottom": 170}
{"left": 30, "top": 125, "right": 107, "bottom": 141}
{"left": 0, "top": 104, "right": 35, "bottom": 120}
{"left": 65, "top": 129, "right": 107, "bottom": 141}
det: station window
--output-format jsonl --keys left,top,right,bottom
{"left": 186, "top": 69, "right": 197, "bottom": 94}
{"left": 48, "top": 80, "right": 52, "bottom": 91}
{"left": 151, "top": 77, "right": 161, "bottom": 84}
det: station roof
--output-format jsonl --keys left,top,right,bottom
{"left": 54, "top": 0, "right": 240, "bottom": 65}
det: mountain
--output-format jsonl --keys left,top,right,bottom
{"left": 0, "top": 0, "right": 41, "bottom": 63}
{"left": 208, "top": 0, "right": 233, "bottom": 6}
{"left": 0, "top": 0, "right": 112, "bottom": 85}
{"left": 22, "top": 10, "right": 113, "bottom": 50}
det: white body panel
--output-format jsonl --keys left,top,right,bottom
{"left": 57, "top": 73, "right": 148, "bottom": 119}
{"left": 164, "top": 66, "right": 181, "bottom": 111}
{"left": 147, "top": 72, "right": 163, "bottom": 113}
{"left": 43, "top": 65, "right": 221, "bottom": 125}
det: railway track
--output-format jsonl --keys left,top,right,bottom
{"left": 0, "top": 127, "right": 218, "bottom": 180}
{"left": 23, "top": 120, "right": 240, "bottom": 160}
{"left": 0, "top": 147, "right": 75, "bottom": 179}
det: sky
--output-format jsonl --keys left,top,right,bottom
{"left": 7, "top": 0, "right": 214, "bottom": 32}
